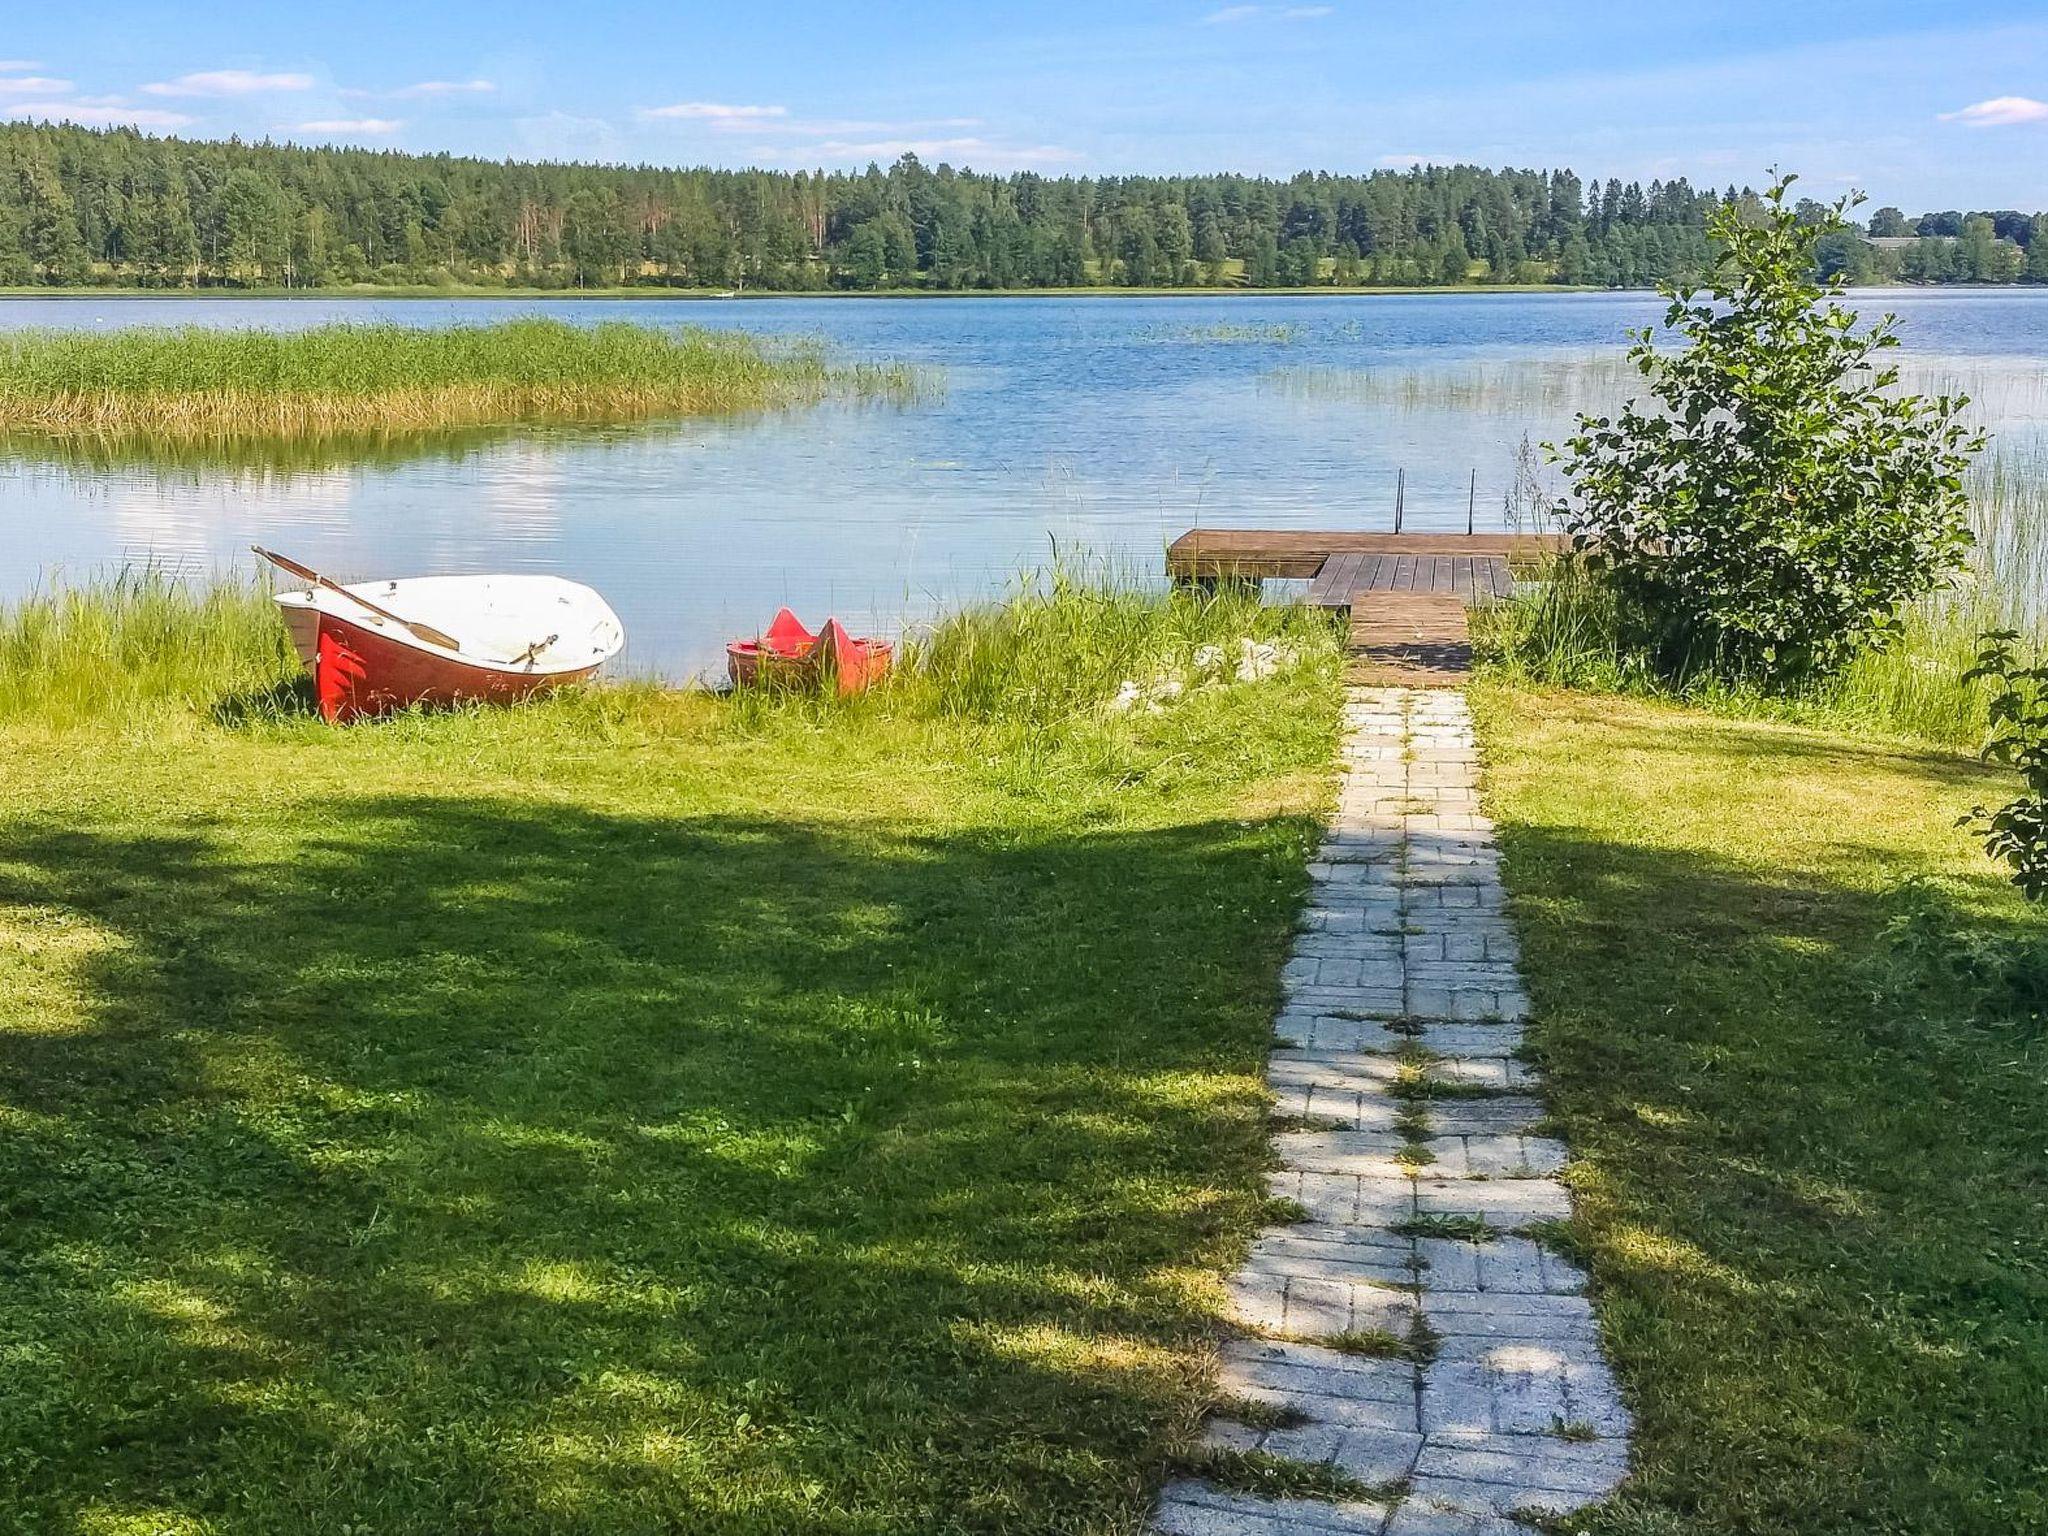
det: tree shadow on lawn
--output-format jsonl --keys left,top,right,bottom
{"left": 0, "top": 795, "right": 1311, "bottom": 1534}
{"left": 1494, "top": 800, "right": 2048, "bottom": 1533}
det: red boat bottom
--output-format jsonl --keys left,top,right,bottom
{"left": 726, "top": 608, "right": 893, "bottom": 696}
{"left": 312, "top": 614, "right": 596, "bottom": 722}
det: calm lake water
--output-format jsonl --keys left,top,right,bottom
{"left": 5, "top": 288, "right": 2048, "bottom": 677}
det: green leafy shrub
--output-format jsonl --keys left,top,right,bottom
{"left": 1963, "top": 631, "right": 2048, "bottom": 899}
{"left": 1553, "top": 173, "right": 1983, "bottom": 685}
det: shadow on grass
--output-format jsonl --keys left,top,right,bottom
{"left": 1490, "top": 738, "right": 2048, "bottom": 1535}
{"left": 1496, "top": 680, "right": 2000, "bottom": 787}
{"left": 0, "top": 796, "right": 1311, "bottom": 1534}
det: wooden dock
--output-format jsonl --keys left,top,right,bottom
{"left": 1166, "top": 529, "right": 1564, "bottom": 685}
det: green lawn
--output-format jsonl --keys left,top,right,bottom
{"left": 0, "top": 627, "right": 1338, "bottom": 1535}
{"left": 1471, "top": 684, "right": 2048, "bottom": 1535}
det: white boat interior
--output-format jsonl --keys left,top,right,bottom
{"left": 275, "top": 574, "right": 626, "bottom": 674}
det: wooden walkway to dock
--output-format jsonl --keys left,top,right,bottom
{"left": 1167, "top": 530, "right": 1564, "bottom": 686}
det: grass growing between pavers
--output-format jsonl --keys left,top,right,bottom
{"left": 1170, "top": 1446, "right": 1391, "bottom": 1502}
{"left": 0, "top": 581, "right": 1343, "bottom": 1535}
{"left": 1470, "top": 682, "right": 2048, "bottom": 1535}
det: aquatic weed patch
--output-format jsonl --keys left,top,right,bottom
{"left": 0, "top": 319, "right": 924, "bottom": 441}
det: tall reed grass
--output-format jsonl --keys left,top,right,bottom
{"left": 899, "top": 563, "right": 1337, "bottom": 726}
{"left": 1262, "top": 357, "right": 1634, "bottom": 414}
{"left": 0, "top": 319, "right": 925, "bottom": 441}
{"left": 1265, "top": 354, "right": 2048, "bottom": 442}
{"left": 0, "top": 562, "right": 1341, "bottom": 736}
{"left": 1141, "top": 323, "right": 1301, "bottom": 345}
{"left": 0, "top": 571, "right": 299, "bottom": 729}
{"left": 1479, "top": 442, "right": 2048, "bottom": 747}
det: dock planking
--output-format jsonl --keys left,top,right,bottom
{"left": 1169, "top": 527, "right": 1558, "bottom": 685}
{"left": 1346, "top": 593, "right": 1472, "bottom": 685}
{"left": 1166, "top": 528, "right": 1563, "bottom": 584}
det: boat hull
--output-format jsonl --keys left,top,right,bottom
{"left": 286, "top": 608, "right": 600, "bottom": 722}
{"left": 276, "top": 571, "right": 623, "bottom": 723}
{"left": 725, "top": 608, "right": 894, "bottom": 697}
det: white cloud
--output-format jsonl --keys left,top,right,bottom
{"left": 3, "top": 101, "right": 194, "bottom": 129}
{"left": 394, "top": 78, "right": 496, "bottom": 98}
{"left": 293, "top": 117, "right": 402, "bottom": 135}
{"left": 142, "top": 69, "right": 315, "bottom": 98}
{"left": 1202, "top": 5, "right": 1263, "bottom": 21}
{"left": 1938, "top": 95, "right": 2048, "bottom": 127}
{"left": 640, "top": 100, "right": 787, "bottom": 122}
{"left": 1377, "top": 153, "right": 1430, "bottom": 168}
{"left": 0, "top": 60, "right": 42, "bottom": 71}
{"left": 0, "top": 76, "right": 72, "bottom": 95}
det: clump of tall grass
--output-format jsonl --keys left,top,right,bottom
{"left": 1262, "top": 356, "right": 1633, "bottom": 415}
{"left": 0, "top": 561, "right": 1343, "bottom": 740}
{"left": 899, "top": 563, "right": 1339, "bottom": 727}
{"left": 0, "top": 319, "right": 926, "bottom": 441}
{"left": 1140, "top": 323, "right": 1300, "bottom": 345}
{"left": 1260, "top": 355, "right": 2048, "bottom": 457}
{"left": 1479, "top": 443, "right": 2048, "bottom": 748}
{"left": 1824, "top": 445, "right": 2048, "bottom": 744}
{"left": 0, "top": 571, "right": 299, "bottom": 729}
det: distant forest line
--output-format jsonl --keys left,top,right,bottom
{"left": 3, "top": 121, "right": 2045, "bottom": 294}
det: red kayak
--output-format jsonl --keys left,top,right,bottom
{"left": 269, "top": 559, "right": 625, "bottom": 723}
{"left": 727, "top": 608, "right": 893, "bottom": 695}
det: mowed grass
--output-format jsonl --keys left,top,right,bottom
{"left": 0, "top": 319, "right": 922, "bottom": 440}
{"left": 1470, "top": 683, "right": 2048, "bottom": 1534}
{"left": 0, "top": 578, "right": 1342, "bottom": 1534}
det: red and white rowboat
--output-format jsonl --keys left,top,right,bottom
{"left": 273, "top": 568, "right": 625, "bottom": 723}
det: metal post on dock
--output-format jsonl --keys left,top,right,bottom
{"left": 1394, "top": 468, "right": 1405, "bottom": 533}
{"left": 1467, "top": 469, "right": 1477, "bottom": 535}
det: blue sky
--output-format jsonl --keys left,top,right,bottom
{"left": 6, "top": 3, "right": 2045, "bottom": 209}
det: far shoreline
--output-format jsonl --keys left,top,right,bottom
{"left": 0, "top": 282, "right": 1627, "bottom": 302}
{"left": 2, "top": 281, "right": 2041, "bottom": 306}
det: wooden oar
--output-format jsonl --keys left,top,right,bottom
{"left": 252, "top": 546, "right": 464, "bottom": 654}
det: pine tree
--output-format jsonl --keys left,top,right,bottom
{"left": 19, "top": 159, "right": 89, "bottom": 284}
{"left": 0, "top": 122, "right": 2028, "bottom": 296}
{"left": 145, "top": 170, "right": 199, "bottom": 287}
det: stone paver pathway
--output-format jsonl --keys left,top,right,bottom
{"left": 1154, "top": 687, "right": 1630, "bottom": 1536}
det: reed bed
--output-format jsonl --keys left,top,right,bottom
{"left": 0, "top": 319, "right": 925, "bottom": 441}
{"left": 0, "top": 570, "right": 299, "bottom": 728}
{"left": 1265, "top": 354, "right": 2048, "bottom": 447}
{"left": 898, "top": 562, "right": 1338, "bottom": 727}
{"left": 1479, "top": 441, "right": 2048, "bottom": 747}
{"left": 1262, "top": 356, "right": 1634, "bottom": 414}
{"left": 1139, "top": 323, "right": 1301, "bottom": 345}
{"left": 0, "top": 561, "right": 1341, "bottom": 736}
